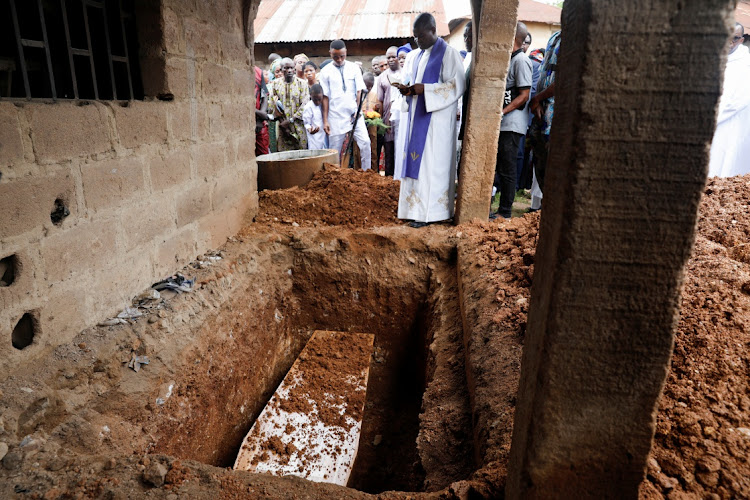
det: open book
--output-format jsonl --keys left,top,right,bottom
{"left": 387, "top": 74, "right": 405, "bottom": 88}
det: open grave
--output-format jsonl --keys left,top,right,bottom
{"left": 141, "top": 220, "right": 477, "bottom": 494}
{"left": 0, "top": 169, "right": 748, "bottom": 499}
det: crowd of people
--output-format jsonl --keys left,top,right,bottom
{"left": 253, "top": 39, "right": 417, "bottom": 175}
{"left": 253, "top": 13, "right": 746, "bottom": 228}
{"left": 252, "top": 13, "right": 563, "bottom": 228}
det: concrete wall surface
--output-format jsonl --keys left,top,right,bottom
{"left": 0, "top": 0, "right": 258, "bottom": 378}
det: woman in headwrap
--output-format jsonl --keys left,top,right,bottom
{"left": 293, "top": 53, "right": 309, "bottom": 80}
{"left": 270, "top": 59, "right": 283, "bottom": 80}
{"left": 396, "top": 43, "right": 412, "bottom": 69}
{"left": 268, "top": 58, "right": 283, "bottom": 152}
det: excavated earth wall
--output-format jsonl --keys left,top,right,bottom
{"left": 0, "top": 170, "right": 747, "bottom": 499}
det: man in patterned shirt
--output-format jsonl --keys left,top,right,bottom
{"left": 269, "top": 58, "right": 310, "bottom": 151}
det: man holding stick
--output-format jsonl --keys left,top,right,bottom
{"left": 320, "top": 39, "right": 371, "bottom": 171}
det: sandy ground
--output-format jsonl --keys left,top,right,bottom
{"left": 0, "top": 167, "right": 748, "bottom": 499}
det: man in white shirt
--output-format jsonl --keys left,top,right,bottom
{"left": 320, "top": 39, "right": 371, "bottom": 171}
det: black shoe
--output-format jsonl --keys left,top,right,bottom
{"left": 489, "top": 212, "right": 498, "bottom": 220}
{"left": 408, "top": 221, "right": 429, "bottom": 228}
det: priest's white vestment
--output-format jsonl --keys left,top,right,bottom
{"left": 708, "top": 44, "right": 750, "bottom": 178}
{"left": 397, "top": 44, "right": 465, "bottom": 222}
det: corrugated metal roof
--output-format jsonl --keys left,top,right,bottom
{"left": 254, "top": 0, "right": 450, "bottom": 43}
{"left": 517, "top": 0, "right": 561, "bottom": 25}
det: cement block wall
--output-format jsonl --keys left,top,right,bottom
{"left": 0, "top": 0, "right": 258, "bottom": 378}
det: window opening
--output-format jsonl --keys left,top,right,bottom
{"left": 1, "top": 0, "right": 143, "bottom": 101}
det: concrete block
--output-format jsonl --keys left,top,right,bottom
{"left": 223, "top": 100, "right": 253, "bottom": 134}
{"left": 196, "top": 210, "right": 233, "bottom": 250}
{"left": 232, "top": 68, "right": 253, "bottom": 97}
{"left": 236, "top": 133, "right": 256, "bottom": 164}
{"left": 194, "top": 142, "right": 226, "bottom": 178}
{"left": 195, "top": 0, "right": 233, "bottom": 29}
{"left": 168, "top": 102, "right": 205, "bottom": 142}
{"left": 201, "top": 182, "right": 256, "bottom": 247}
{"left": 202, "top": 62, "right": 232, "bottom": 98}
{"left": 0, "top": 103, "right": 24, "bottom": 164}
{"left": 150, "top": 150, "right": 191, "bottom": 191}
{"left": 207, "top": 104, "right": 225, "bottom": 137}
{"left": 121, "top": 198, "right": 176, "bottom": 249}
{"left": 211, "top": 171, "right": 245, "bottom": 212}
{"left": 112, "top": 101, "right": 168, "bottom": 149}
{"left": 222, "top": 31, "right": 250, "bottom": 66}
{"left": 40, "top": 217, "right": 119, "bottom": 282}
{"left": 162, "top": 7, "right": 185, "bottom": 55}
{"left": 93, "top": 247, "right": 154, "bottom": 315}
{"left": 176, "top": 182, "right": 211, "bottom": 227}
{"left": 185, "top": 19, "right": 220, "bottom": 60}
{"left": 0, "top": 169, "right": 77, "bottom": 239}
{"left": 39, "top": 281, "right": 88, "bottom": 349}
{"left": 168, "top": 103, "right": 192, "bottom": 142}
{"left": 29, "top": 103, "right": 111, "bottom": 162}
{"left": 156, "top": 225, "right": 198, "bottom": 274}
{"left": 81, "top": 157, "right": 146, "bottom": 213}
{"left": 165, "top": 57, "right": 191, "bottom": 99}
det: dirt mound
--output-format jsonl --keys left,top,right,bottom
{"left": 641, "top": 176, "right": 750, "bottom": 499}
{"left": 254, "top": 166, "right": 402, "bottom": 228}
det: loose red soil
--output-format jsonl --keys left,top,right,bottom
{"left": 1, "top": 168, "right": 748, "bottom": 499}
{"left": 641, "top": 177, "right": 750, "bottom": 499}
{"left": 254, "top": 165, "right": 401, "bottom": 228}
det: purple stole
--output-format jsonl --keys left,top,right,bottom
{"left": 402, "top": 37, "right": 448, "bottom": 179}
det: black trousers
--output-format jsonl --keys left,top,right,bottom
{"left": 384, "top": 141, "right": 395, "bottom": 177}
{"left": 494, "top": 131, "right": 523, "bottom": 218}
{"left": 375, "top": 134, "right": 386, "bottom": 171}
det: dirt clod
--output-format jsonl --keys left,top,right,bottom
{"left": 2, "top": 451, "right": 23, "bottom": 471}
{"left": 142, "top": 461, "right": 168, "bottom": 488}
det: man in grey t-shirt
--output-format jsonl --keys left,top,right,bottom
{"left": 492, "top": 22, "right": 533, "bottom": 219}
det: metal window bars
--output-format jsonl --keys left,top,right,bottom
{"left": 6, "top": 0, "right": 138, "bottom": 101}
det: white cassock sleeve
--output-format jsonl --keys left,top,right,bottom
{"left": 422, "top": 48, "right": 466, "bottom": 113}
{"left": 716, "top": 50, "right": 750, "bottom": 126}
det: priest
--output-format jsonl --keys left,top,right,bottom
{"left": 395, "top": 13, "right": 466, "bottom": 228}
